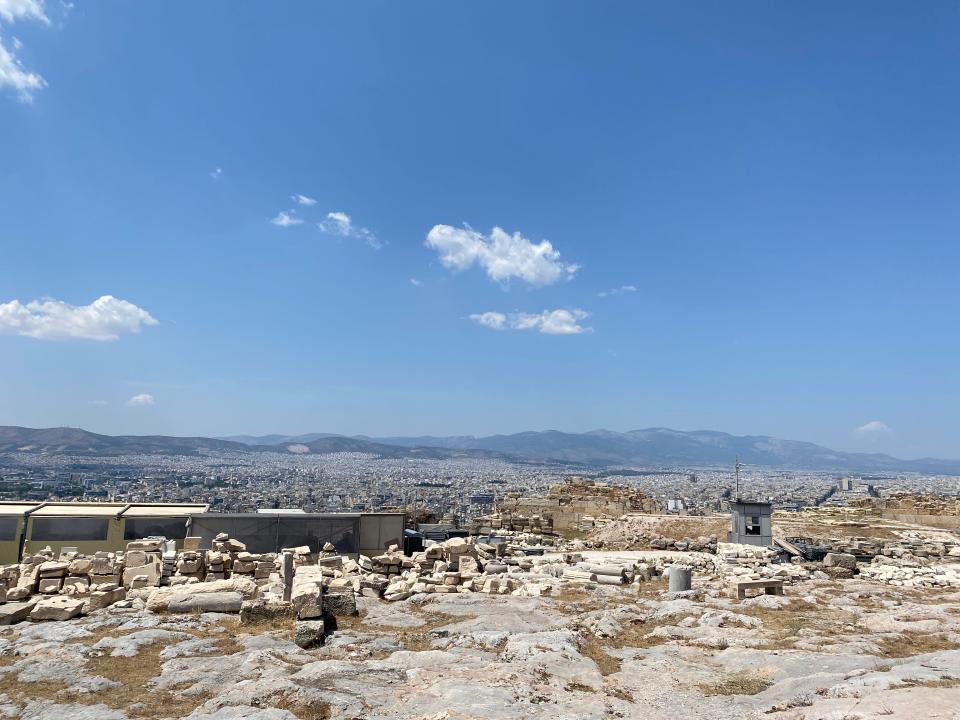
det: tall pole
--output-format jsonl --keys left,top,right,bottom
{"left": 735, "top": 456, "right": 742, "bottom": 501}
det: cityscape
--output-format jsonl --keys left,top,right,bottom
{"left": 3, "top": 432, "right": 958, "bottom": 520}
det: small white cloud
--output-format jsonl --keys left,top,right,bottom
{"left": 0, "top": 295, "right": 158, "bottom": 341}
{"left": 318, "top": 211, "right": 383, "bottom": 249}
{"left": 512, "top": 308, "right": 591, "bottom": 335}
{"left": 126, "top": 393, "right": 155, "bottom": 407}
{"left": 88, "top": 399, "right": 108, "bottom": 406}
{"left": 468, "top": 312, "right": 507, "bottom": 330}
{"left": 469, "top": 308, "right": 590, "bottom": 335}
{"left": 854, "top": 420, "right": 893, "bottom": 436}
{"left": 209, "top": 167, "right": 222, "bottom": 180}
{"left": 292, "top": 193, "right": 316, "bottom": 206}
{"left": 598, "top": 284, "right": 637, "bottom": 298}
{"left": 409, "top": 278, "right": 421, "bottom": 286}
{"left": 426, "top": 224, "right": 578, "bottom": 287}
{"left": 270, "top": 210, "right": 303, "bottom": 227}
{"left": 0, "top": 0, "right": 49, "bottom": 24}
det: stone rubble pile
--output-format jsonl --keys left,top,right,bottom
{"left": 0, "top": 519, "right": 953, "bottom": 636}
{"left": 647, "top": 535, "right": 718, "bottom": 553}
{"left": 858, "top": 555, "right": 960, "bottom": 588}
{"left": 0, "top": 532, "right": 293, "bottom": 624}
{"left": 282, "top": 537, "right": 681, "bottom": 603}
{"left": 0, "top": 546, "right": 130, "bottom": 624}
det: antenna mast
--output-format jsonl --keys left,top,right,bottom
{"left": 735, "top": 456, "right": 744, "bottom": 501}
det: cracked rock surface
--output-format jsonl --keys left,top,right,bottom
{"left": 0, "top": 555, "right": 957, "bottom": 719}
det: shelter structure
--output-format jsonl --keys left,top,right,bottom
{"left": 0, "top": 502, "right": 209, "bottom": 562}
{"left": 727, "top": 500, "right": 773, "bottom": 546}
{"left": 0, "top": 502, "right": 404, "bottom": 561}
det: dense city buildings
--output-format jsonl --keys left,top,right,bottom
{"left": 2, "top": 448, "right": 956, "bottom": 526}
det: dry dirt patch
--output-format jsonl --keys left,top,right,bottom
{"left": 0, "top": 620, "right": 256, "bottom": 718}
{"left": 874, "top": 631, "right": 960, "bottom": 659}
{"left": 889, "top": 676, "right": 960, "bottom": 690}
{"left": 578, "top": 609, "right": 694, "bottom": 676}
{"left": 699, "top": 669, "right": 774, "bottom": 696}
{"left": 272, "top": 691, "right": 333, "bottom": 719}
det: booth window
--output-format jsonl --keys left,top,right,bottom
{"left": 0, "top": 517, "right": 18, "bottom": 541}
{"left": 124, "top": 517, "right": 188, "bottom": 540}
{"left": 745, "top": 516, "right": 762, "bottom": 535}
{"left": 31, "top": 517, "right": 109, "bottom": 541}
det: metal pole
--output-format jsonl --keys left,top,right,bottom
{"left": 282, "top": 550, "right": 294, "bottom": 603}
{"left": 735, "top": 457, "right": 742, "bottom": 500}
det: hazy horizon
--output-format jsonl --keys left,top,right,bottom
{"left": 4, "top": 422, "right": 960, "bottom": 463}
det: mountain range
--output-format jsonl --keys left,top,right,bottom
{"left": 1, "top": 425, "right": 954, "bottom": 474}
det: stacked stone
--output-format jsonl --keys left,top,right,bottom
{"left": 161, "top": 542, "right": 178, "bottom": 580}
{"left": 859, "top": 555, "right": 960, "bottom": 588}
{"left": 0, "top": 565, "right": 18, "bottom": 601}
{"left": 369, "top": 545, "right": 407, "bottom": 577}
{"left": 371, "top": 536, "right": 567, "bottom": 601}
{"left": 566, "top": 561, "right": 633, "bottom": 586}
{"left": 722, "top": 560, "right": 810, "bottom": 584}
{"left": 648, "top": 535, "right": 718, "bottom": 553}
{"left": 206, "top": 550, "right": 227, "bottom": 580}
{"left": 122, "top": 539, "right": 164, "bottom": 589}
{"left": 206, "top": 533, "right": 245, "bottom": 579}
{"left": 176, "top": 549, "right": 206, "bottom": 581}
{"left": 284, "top": 545, "right": 313, "bottom": 567}
{"left": 231, "top": 551, "right": 276, "bottom": 583}
{"left": 9, "top": 550, "right": 49, "bottom": 600}
{"left": 37, "top": 560, "right": 68, "bottom": 594}
{"left": 63, "top": 556, "right": 93, "bottom": 595}
{"left": 785, "top": 528, "right": 960, "bottom": 562}
{"left": 91, "top": 551, "right": 122, "bottom": 586}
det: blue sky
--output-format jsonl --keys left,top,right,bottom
{"left": 1, "top": 2, "right": 958, "bottom": 459}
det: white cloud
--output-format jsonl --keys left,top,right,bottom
{"left": 469, "top": 308, "right": 590, "bottom": 335}
{"left": 126, "top": 393, "right": 155, "bottom": 407}
{"left": 854, "top": 420, "right": 892, "bottom": 436}
{"left": 426, "top": 224, "right": 578, "bottom": 287}
{"left": 318, "top": 211, "right": 383, "bottom": 249}
{"left": 512, "top": 309, "right": 591, "bottom": 334}
{"left": 409, "top": 278, "right": 421, "bottom": 286}
{"left": 0, "top": 295, "right": 158, "bottom": 341}
{"left": 0, "top": 0, "right": 49, "bottom": 102}
{"left": 270, "top": 210, "right": 303, "bottom": 227}
{"left": 209, "top": 167, "right": 222, "bottom": 180}
{"left": 468, "top": 311, "right": 507, "bottom": 330}
{"left": 0, "top": 0, "right": 49, "bottom": 25}
{"left": 292, "top": 193, "right": 316, "bottom": 206}
{"left": 0, "top": 34, "right": 44, "bottom": 102}
{"left": 598, "top": 284, "right": 637, "bottom": 297}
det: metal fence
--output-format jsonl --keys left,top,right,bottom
{"left": 186, "top": 514, "right": 361, "bottom": 555}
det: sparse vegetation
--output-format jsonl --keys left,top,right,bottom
{"left": 875, "top": 632, "right": 960, "bottom": 659}
{"left": 699, "top": 670, "right": 774, "bottom": 696}
{"left": 888, "top": 675, "right": 960, "bottom": 689}
{"left": 272, "top": 692, "right": 332, "bottom": 720}
{"left": 578, "top": 635, "right": 622, "bottom": 676}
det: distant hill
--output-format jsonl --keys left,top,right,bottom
{"left": 2, "top": 425, "right": 958, "bottom": 473}
{"left": 0, "top": 427, "right": 500, "bottom": 461}
{"left": 219, "top": 433, "right": 337, "bottom": 446}
{"left": 284, "top": 435, "right": 497, "bottom": 460}
{"left": 372, "top": 428, "right": 960, "bottom": 474}
{"left": 0, "top": 426, "right": 248, "bottom": 457}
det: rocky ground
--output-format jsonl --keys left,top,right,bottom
{"left": 0, "top": 551, "right": 957, "bottom": 720}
